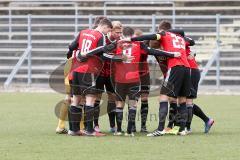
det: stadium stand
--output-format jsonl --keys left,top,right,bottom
{"left": 0, "top": 0, "right": 240, "bottom": 87}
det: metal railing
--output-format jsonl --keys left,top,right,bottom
{"left": 8, "top": 1, "right": 78, "bottom": 40}
{"left": 103, "top": 1, "right": 176, "bottom": 29}
{"left": 1, "top": 11, "right": 240, "bottom": 88}
{"left": 199, "top": 14, "right": 221, "bottom": 88}
{"left": 4, "top": 14, "right": 32, "bottom": 88}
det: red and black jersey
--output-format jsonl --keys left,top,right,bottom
{"left": 185, "top": 40, "right": 198, "bottom": 69}
{"left": 99, "top": 36, "right": 115, "bottom": 77}
{"left": 159, "top": 31, "right": 189, "bottom": 69}
{"left": 73, "top": 29, "right": 105, "bottom": 74}
{"left": 114, "top": 41, "right": 147, "bottom": 83}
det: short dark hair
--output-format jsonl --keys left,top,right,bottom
{"left": 158, "top": 20, "right": 172, "bottom": 31}
{"left": 99, "top": 18, "right": 113, "bottom": 29}
{"left": 93, "top": 16, "right": 106, "bottom": 28}
{"left": 123, "top": 27, "right": 134, "bottom": 37}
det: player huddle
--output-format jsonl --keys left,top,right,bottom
{"left": 55, "top": 16, "right": 214, "bottom": 137}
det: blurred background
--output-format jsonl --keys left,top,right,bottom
{"left": 0, "top": 0, "right": 240, "bottom": 93}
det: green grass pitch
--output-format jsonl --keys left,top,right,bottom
{"left": 0, "top": 93, "right": 240, "bottom": 160}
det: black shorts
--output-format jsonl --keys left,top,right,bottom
{"left": 96, "top": 75, "right": 115, "bottom": 93}
{"left": 72, "top": 71, "right": 101, "bottom": 96}
{"left": 187, "top": 68, "right": 200, "bottom": 99}
{"left": 115, "top": 82, "right": 141, "bottom": 101}
{"left": 140, "top": 73, "right": 150, "bottom": 94}
{"left": 160, "top": 66, "right": 191, "bottom": 98}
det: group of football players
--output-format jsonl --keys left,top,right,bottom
{"left": 55, "top": 16, "right": 214, "bottom": 137}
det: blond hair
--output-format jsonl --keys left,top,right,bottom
{"left": 112, "top": 21, "right": 123, "bottom": 30}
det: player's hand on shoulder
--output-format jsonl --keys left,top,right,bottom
{"left": 122, "top": 55, "right": 135, "bottom": 62}
{"left": 173, "top": 52, "right": 181, "bottom": 58}
{"left": 76, "top": 50, "right": 88, "bottom": 62}
{"left": 118, "top": 37, "right": 131, "bottom": 43}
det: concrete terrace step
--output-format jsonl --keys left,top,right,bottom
{"left": 201, "top": 76, "right": 240, "bottom": 85}
{"left": 0, "top": 48, "right": 67, "bottom": 52}
{"left": 0, "top": 6, "right": 240, "bottom": 11}
{"left": 0, "top": 40, "right": 71, "bottom": 44}
{"left": 204, "top": 76, "right": 240, "bottom": 81}
{"left": 1, "top": 31, "right": 240, "bottom": 37}
{"left": 0, "top": 65, "right": 61, "bottom": 75}
{"left": 0, "top": 56, "right": 65, "bottom": 61}
{"left": 0, "top": 74, "right": 61, "bottom": 79}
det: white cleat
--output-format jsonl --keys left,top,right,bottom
{"left": 178, "top": 130, "right": 187, "bottom": 136}
{"left": 185, "top": 128, "right": 192, "bottom": 135}
{"left": 114, "top": 131, "right": 124, "bottom": 136}
{"left": 94, "top": 126, "right": 101, "bottom": 133}
{"left": 67, "top": 130, "right": 82, "bottom": 136}
{"left": 124, "top": 133, "right": 135, "bottom": 137}
{"left": 147, "top": 130, "right": 165, "bottom": 137}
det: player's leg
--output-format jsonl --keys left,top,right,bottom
{"left": 193, "top": 104, "right": 214, "bottom": 133}
{"left": 83, "top": 73, "right": 105, "bottom": 136}
{"left": 93, "top": 76, "right": 105, "bottom": 132}
{"left": 68, "top": 72, "right": 84, "bottom": 136}
{"left": 125, "top": 99, "right": 137, "bottom": 137}
{"left": 139, "top": 73, "right": 150, "bottom": 132}
{"left": 68, "top": 95, "right": 83, "bottom": 136}
{"left": 177, "top": 96, "right": 188, "bottom": 135}
{"left": 185, "top": 68, "right": 197, "bottom": 133}
{"left": 115, "top": 101, "right": 124, "bottom": 135}
{"left": 147, "top": 66, "right": 187, "bottom": 136}
{"left": 93, "top": 93, "right": 101, "bottom": 132}
{"left": 104, "top": 76, "right": 117, "bottom": 133}
{"left": 188, "top": 68, "right": 214, "bottom": 133}
{"left": 79, "top": 96, "right": 85, "bottom": 131}
{"left": 166, "top": 97, "right": 177, "bottom": 129}
{"left": 84, "top": 94, "right": 97, "bottom": 135}
{"left": 56, "top": 60, "right": 72, "bottom": 134}
{"left": 125, "top": 83, "right": 140, "bottom": 136}
{"left": 186, "top": 98, "right": 194, "bottom": 133}
{"left": 107, "top": 92, "right": 117, "bottom": 133}
{"left": 114, "top": 83, "right": 127, "bottom": 135}
{"left": 147, "top": 94, "right": 169, "bottom": 137}
{"left": 56, "top": 94, "right": 71, "bottom": 134}
{"left": 176, "top": 66, "right": 192, "bottom": 135}
{"left": 147, "top": 67, "right": 181, "bottom": 137}
{"left": 140, "top": 93, "right": 149, "bottom": 132}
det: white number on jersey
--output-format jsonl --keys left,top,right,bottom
{"left": 81, "top": 39, "right": 92, "bottom": 54}
{"left": 171, "top": 33, "right": 185, "bottom": 49}
{"left": 123, "top": 47, "right": 132, "bottom": 63}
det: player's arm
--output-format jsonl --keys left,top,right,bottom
{"left": 130, "top": 33, "right": 161, "bottom": 41}
{"left": 140, "top": 43, "right": 180, "bottom": 58}
{"left": 78, "top": 40, "right": 117, "bottom": 59}
{"left": 101, "top": 53, "right": 133, "bottom": 62}
{"left": 184, "top": 36, "right": 195, "bottom": 46}
{"left": 168, "top": 29, "right": 185, "bottom": 37}
{"left": 67, "top": 32, "right": 81, "bottom": 59}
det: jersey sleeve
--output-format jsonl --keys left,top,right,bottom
{"left": 131, "top": 33, "right": 161, "bottom": 41}
{"left": 97, "top": 36, "right": 104, "bottom": 47}
{"left": 68, "top": 32, "right": 80, "bottom": 51}
{"left": 140, "top": 43, "right": 175, "bottom": 57}
{"left": 78, "top": 40, "right": 117, "bottom": 59}
{"left": 67, "top": 31, "right": 81, "bottom": 58}
{"left": 101, "top": 53, "right": 124, "bottom": 62}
